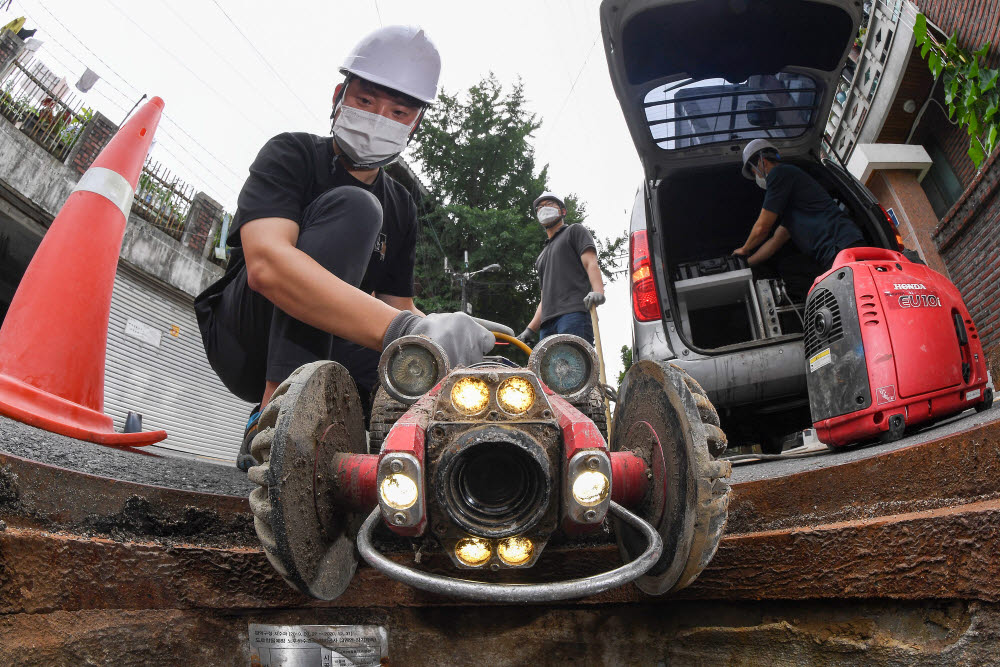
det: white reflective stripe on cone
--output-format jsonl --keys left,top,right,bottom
{"left": 72, "top": 167, "right": 135, "bottom": 219}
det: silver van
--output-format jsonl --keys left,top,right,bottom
{"left": 601, "top": 0, "right": 905, "bottom": 451}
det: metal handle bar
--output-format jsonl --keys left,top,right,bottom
{"left": 356, "top": 501, "right": 663, "bottom": 603}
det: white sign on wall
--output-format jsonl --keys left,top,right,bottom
{"left": 124, "top": 317, "right": 162, "bottom": 348}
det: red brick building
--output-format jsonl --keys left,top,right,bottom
{"left": 912, "top": 1, "right": 1000, "bottom": 207}
{"left": 913, "top": 1, "right": 1000, "bottom": 376}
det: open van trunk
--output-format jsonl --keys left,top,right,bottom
{"left": 652, "top": 160, "right": 884, "bottom": 353}
{"left": 601, "top": 0, "right": 860, "bottom": 178}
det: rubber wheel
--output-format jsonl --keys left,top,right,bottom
{"left": 368, "top": 387, "right": 409, "bottom": 453}
{"left": 610, "top": 361, "right": 731, "bottom": 595}
{"left": 880, "top": 413, "right": 906, "bottom": 443}
{"left": 975, "top": 387, "right": 994, "bottom": 413}
{"left": 247, "top": 360, "right": 367, "bottom": 600}
{"left": 573, "top": 385, "right": 609, "bottom": 440}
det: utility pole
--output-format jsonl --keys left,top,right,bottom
{"left": 445, "top": 252, "right": 501, "bottom": 316}
{"left": 461, "top": 251, "right": 469, "bottom": 315}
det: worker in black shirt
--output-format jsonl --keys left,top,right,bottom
{"left": 733, "top": 139, "right": 865, "bottom": 295}
{"left": 195, "top": 26, "right": 494, "bottom": 470}
{"left": 516, "top": 192, "right": 606, "bottom": 346}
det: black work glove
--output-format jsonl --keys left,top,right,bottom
{"left": 516, "top": 327, "right": 537, "bottom": 344}
{"left": 384, "top": 311, "right": 494, "bottom": 368}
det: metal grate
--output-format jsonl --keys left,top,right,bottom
{"left": 131, "top": 158, "right": 195, "bottom": 240}
{"left": 0, "top": 55, "right": 91, "bottom": 161}
{"left": 643, "top": 73, "right": 819, "bottom": 151}
{"left": 803, "top": 288, "right": 844, "bottom": 358}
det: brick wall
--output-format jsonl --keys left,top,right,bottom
{"left": 912, "top": 1, "right": 1000, "bottom": 189}
{"left": 0, "top": 29, "right": 23, "bottom": 73}
{"left": 932, "top": 145, "right": 1000, "bottom": 378}
{"left": 181, "top": 192, "right": 223, "bottom": 256}
{"left": 64, "top": 112, "right": 117, "bottom": 176}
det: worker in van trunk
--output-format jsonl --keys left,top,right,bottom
{"left": 733, "top": 139, "right": 865, "bottom": 295}
{"left": 194, "top": 26, "right": 494, "bottom": 471}
{"left": 516, "top": 192, "right": 606, "bottom": 346}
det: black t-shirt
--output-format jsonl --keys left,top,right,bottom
{"left": 534, "top": 223, "right": 596, "bottom": 322}
{"left": 762, "top": 163, "right": 864, "bottom": 268}
{"left": 221, "top": 132, "right": 418, "bottom": 297}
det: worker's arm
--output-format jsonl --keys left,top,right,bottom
{"left": 241, "top": 217, "right": 399, "bottom": 350}
{"left": 527, "top": 302, "right": 543, "bottom": 332}
{"left": 580, "top": 248, "right": 605, "bottom": 295}
{"left": 377, "top": 293, "right": 424, "bottom": 316}
{"left": 748, "top": 225, "right": 791, "bottom": 267}
{"left": 518, "top": 302, "right": 543, "bottom": 343}
{"left": 734, "top": 208, "right": 779, "bottom": 256}
{"left": 580, "top": 248, "right": 607, "bottom": 310}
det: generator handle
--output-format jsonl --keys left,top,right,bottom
{"left": 356, "top": 501, "right": 663, "bottom": 603}
{"left": 834, "top": 247, "right": 907, "bottom": 266}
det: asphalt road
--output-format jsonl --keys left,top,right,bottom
{"left": 1, "top": 399, "right": 997, "bottom": 497}
{"left": 730, "top": 403, "right": 1000, "bottom": 484}
{"left": 0, "top": 415, "right": 256, "bottom": 497}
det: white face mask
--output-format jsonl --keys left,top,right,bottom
{"left": 332, "top": 104, "right": 416, "bottom": 167}
{"left": 755, "top": 172, "right": 767, "bottom": 190}
{"left": 536, "top": 206, "right": 563, "bottom": 227}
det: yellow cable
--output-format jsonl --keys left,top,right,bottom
{"left": 493, "top": 331, "right": 533, "bottom": 356}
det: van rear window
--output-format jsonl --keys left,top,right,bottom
{"left": 644, "top": 73, "right": 819, "bottom": 150}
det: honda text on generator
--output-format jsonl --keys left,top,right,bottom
{"left": 805, "top": 248, "right": 993, "bottom": 446}
{"left": 246, "top": 332, "right": 731, "bottom": 602}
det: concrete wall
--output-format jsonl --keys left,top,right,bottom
{"left": 121, "top": 214, "right": 222, "bottom": 297}
{"left": 0, "top": 108, "right": 223, "bottom": 299}
{"left": 0, "top": 118, "right": 78, "bottom": 221}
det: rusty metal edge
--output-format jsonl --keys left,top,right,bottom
{"left": 2, "top": 496, "right": 998, "bottom": 612}
{"left": 726, "top": 418, "right": 1000, "bottom": 534}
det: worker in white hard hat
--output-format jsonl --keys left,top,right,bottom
{"left": 733, "top": 138, "right": 865, "bottom": 297}
{"left": 195, "top": 26, "right": 493, "bottom": 470}
{"left": 516, "top": 192, "right": 606, "bottom": 346}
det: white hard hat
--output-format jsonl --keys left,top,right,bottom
{"left": 741, "top": 139, "right": 780, "bottom": 179}
{"left": 340, "top": 25, "right": 441, "bottom": 105}
{"left": 533, "top": 191, "right": 566, "bottom": 210}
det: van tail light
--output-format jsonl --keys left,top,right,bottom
{"left": 630, "top": 230, "right": 662, "bottom": 322}
{"left": 879, "top": 205, "right": 905, "bottom": 250}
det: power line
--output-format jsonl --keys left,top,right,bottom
{"left": 207, "top": 0, "right": 318, "bottom": 117}
{"left": 152, "top": 0, "right": 307, "bottom": 129}
{"left": 548, "top": 38, "right": 598, "bottom": 127}
{"left": 16, "top": 0, "right": 243, "bottom": 198}
{"left": 13, "top": 32, "right": 241, "bottom": 201}
{"left": 100, "top": 0, "right": 276, "bottom": 137}
{"left": 18, "top": 0, "right": 143, "bottom": 96}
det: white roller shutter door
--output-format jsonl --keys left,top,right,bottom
{"left": 104, "top": 262, "right": 253, "bottom": 462}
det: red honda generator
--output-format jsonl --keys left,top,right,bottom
{"left": 805, "top": 247, "right": 993, "bottom": 447}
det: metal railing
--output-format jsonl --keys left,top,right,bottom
{"left": 131, "top": 158, "right": 195, "bottom": 240}
{"left": 0, "top": 55, "right": 90, "bottom": 161}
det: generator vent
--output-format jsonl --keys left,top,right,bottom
{"left": 804, "top": 288, "right": 844, "bottom": 358}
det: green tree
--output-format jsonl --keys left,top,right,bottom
{"left": 409, "top": 74, "right": 625, "bottom": 331}
{"left": 617, "top": 344, "right": 633, "bottom": 385}
{"left": 914, "top": 14, "right": 999, "bottom": 168}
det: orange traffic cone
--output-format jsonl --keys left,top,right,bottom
{"left": 0, "top": 97, "right": 168, "bottom": 446}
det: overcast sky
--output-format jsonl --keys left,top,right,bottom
{"left": 6, "top": 0, "right": 645, "bottom": 380}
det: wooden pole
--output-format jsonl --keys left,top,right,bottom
{"left": 589, "top": 305, "right": 613, "bottom": 430}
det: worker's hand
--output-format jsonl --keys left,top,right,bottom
{"left": 384, "top": 311, "right": 495, "bottom": 368}
{"left": 732, "top": 247, "right": 749, "bottom": 257}
{"left": 583, "top": 291, "right": 606, "bottom": 310}
{"left": 516, "top": 327, "right": 537, "bottom": 344}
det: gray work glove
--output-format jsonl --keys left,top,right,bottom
{"left": 516, "top": 327, "right": 537, "bottom": 344}
{"left": 384, "top": 311, "right": 495, "bottom": 368}
{"left": 583, "top": 291, "right": 606, "bottom": 310}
